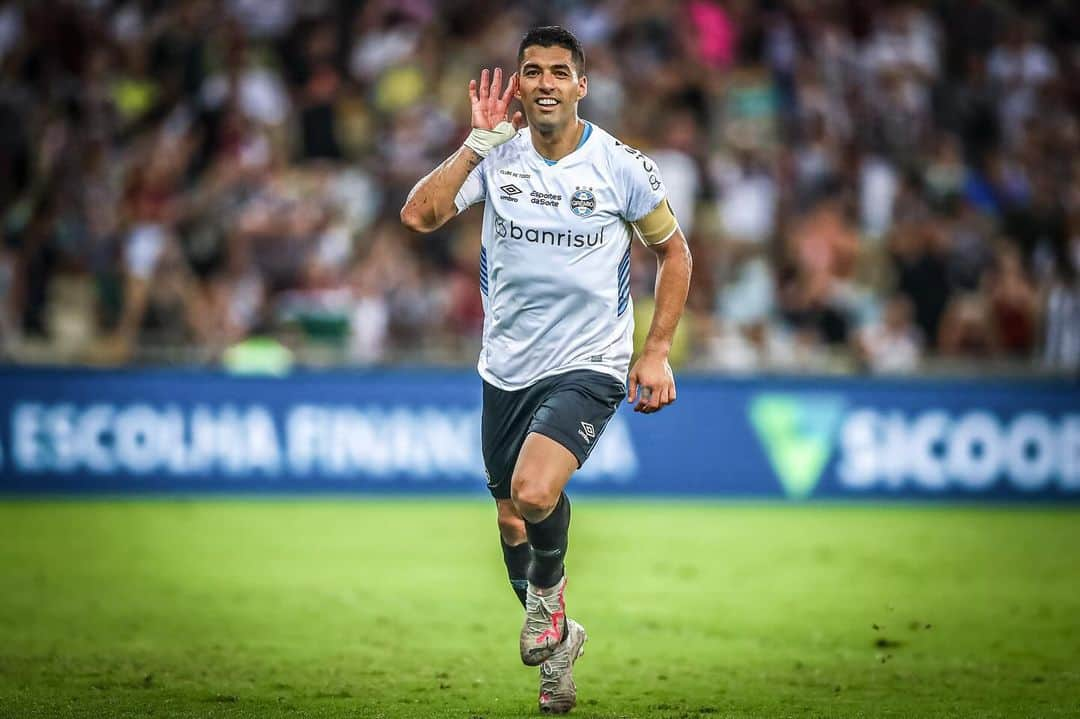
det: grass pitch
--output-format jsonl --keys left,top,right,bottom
{"left": 0, "top": 499, "right": 1077, "bottom": 718}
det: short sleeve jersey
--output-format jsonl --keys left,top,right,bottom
{"left": 454, "top": 122, "right": 668, "bottom": 390}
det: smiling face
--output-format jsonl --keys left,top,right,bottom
{"left": 516, "top": 44, "right": 587, "bottom": 134}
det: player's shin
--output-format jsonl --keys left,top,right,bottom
{"left": 525, "top": 492, "right": 571, "bottom": 589}
{"left": 500, "top": 536, "right": 530, "bottom": 608}
{"left": 519, "top": 492, "right": 572, "bottom": 665}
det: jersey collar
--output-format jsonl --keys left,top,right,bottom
{"left": 534, "top": 121, "right": 593, "bottom": 166}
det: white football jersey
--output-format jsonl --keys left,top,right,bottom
{"left": 455, "top": 122, "right": 669, "bottom": 390}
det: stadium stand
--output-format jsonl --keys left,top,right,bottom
{"left": 0, "top": 0, "right": 1076, "bottom": 374}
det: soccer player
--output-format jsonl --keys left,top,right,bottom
{"left": 400, "top": 26, "right": 691, "bottom": 714}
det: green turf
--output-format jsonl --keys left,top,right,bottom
{"left": 0, "top": 500, "right": 1078, "bottom": 718}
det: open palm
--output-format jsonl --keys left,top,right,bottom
{"left": 469, "top": 68, "right": 525, "bottom": 130}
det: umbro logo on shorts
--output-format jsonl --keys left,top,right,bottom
{"left": 578, "top": 421, "right": 596, "bottom": 444}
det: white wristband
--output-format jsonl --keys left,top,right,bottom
{"left": 463, "top": 121, "right": 517, "bottom": 158}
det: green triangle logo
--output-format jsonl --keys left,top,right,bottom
{"left": 749, "top": 393, "right": 847, "bottom": 499}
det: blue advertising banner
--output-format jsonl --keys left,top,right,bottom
{"left": 0, "top": 367, "right": 1077, "bottom": 499}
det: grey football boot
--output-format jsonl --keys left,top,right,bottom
{"left": 519, "top": 575, "right": 568, "bottom": 666}
{"left": 538, "top": 618, "right": 587, "bottom": 714}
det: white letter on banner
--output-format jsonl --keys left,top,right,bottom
{"left": 114, "top": 404, "right": 162, "bottom": 474}
{"left": 160, "top": 405, "right": 190, "bottom": 474}
{"left": 244, "top": 406, "right": 281, "bottom": 475}
{"left": 420, "top": 409, "right": 473, "bottom": 478}
{"left": 217, "top": 405, "right": 249, "bottom": 474}
{"left": 334, "top": 408, "right": 391, "bottom": 477}
{"left": 464, "top": 409, "right": 486, "bottom": 476}
{"left": 947, "top": 412, "right": 1002, "bottom": 489}
{"left": 287, "top": 405, "right": 324, "bottom": 474}
{"left": 388, "top": 408, "right": 430, "bottom": 478}
{"left": 327, "top": 408, "right": 359, "bottom": 476}
{"left": 76, "top": 404, "right": 115, "bottom": 473}
{"left": 44, "top": 404, "right": 77, "bottom": 472}
{"left": 189, "top": 405, "right": 224, "bottom": 474}
{"left": 1061, "top": 415, "right": 1080, "bottom": 490}
{"left": 1005, "top": 413, "right": 1055, "bottom": 491}
{"left": 838, "top": 409, "right": 880, "bottom": 489}
{"left": 214, "top": 403, "right": 257, "bottom": 475}
{"left": 13, "top": 403, "right": 43, "bottom": 472}
{"left": 468, "top": 409, "right": 485, "bottom": 475}
{"left": 878, "top": 411, "right": 909, "bottom": 488}
{"left": 908, "top": 410, "right": 948, "bottom": 490}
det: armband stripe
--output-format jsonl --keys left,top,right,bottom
{"left": 631, "top": 198, "right": 680, "bottom": 245}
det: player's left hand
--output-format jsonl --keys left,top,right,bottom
{"left": 627, "top": 352, "right": 676, "bottom": 414}
{"left": 468, "top": 68, "right": 525, "bottom": 132}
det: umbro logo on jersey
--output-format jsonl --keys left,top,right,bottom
{"left": 578, "top": 421, "right": 596, "bottom": 444}
{"left": 499, "top": 184, "right": 523, "bottom": 202}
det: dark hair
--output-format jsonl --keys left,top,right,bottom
{"left": 517, "top": 26, "right": 585, "bottom": 74}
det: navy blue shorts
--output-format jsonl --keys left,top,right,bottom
{"left": 481, "top": 370, "right": 627, "bottom": 499}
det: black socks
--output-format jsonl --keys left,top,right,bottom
{"left": 525, "top": 492, "right": 571, "bottom": 589}
{"left": 500, "top": 537, "right": 530, "bottom": 607}
{"left": 500, "top": 492, "right": 572, "bottom": 605}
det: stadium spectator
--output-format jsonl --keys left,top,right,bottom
{"left": 856, "top": 294, "right": 923, "bottom": 374}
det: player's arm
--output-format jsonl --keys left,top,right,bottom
{"left": 399, "top": 146, "right": 484, "bottom": 233}
{"left": 627, "top": 199, "right": 692, "bottom": 414}
{"left": 400, "top": 68, "right": 523, "bottom": 233}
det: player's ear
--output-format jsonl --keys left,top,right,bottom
{"left": 577, "top": 74, "right": 587, "bottom": 101}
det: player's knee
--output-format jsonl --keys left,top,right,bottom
{"left": 497, "top": 512, "right": 526, "bottom": 544}
{"left": 510, "top": 477, "right": 557, "bottom": 523}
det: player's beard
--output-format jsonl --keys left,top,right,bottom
{"left": 531, "top": 116, "right": 557, "bottom": 134}
{"left": 528, "top": 105, "right": 567, "bottom": 136}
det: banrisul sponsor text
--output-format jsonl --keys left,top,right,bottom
{"left": 494, "top": 212, "right": 605, "bottom": 248}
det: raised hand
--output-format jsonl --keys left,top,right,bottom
{"left": 469, "top": 68, "right": 525, "bottom": 131}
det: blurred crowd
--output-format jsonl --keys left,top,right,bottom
{"left": 0, "top": 0, "right": 1077, "bottom": 374}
